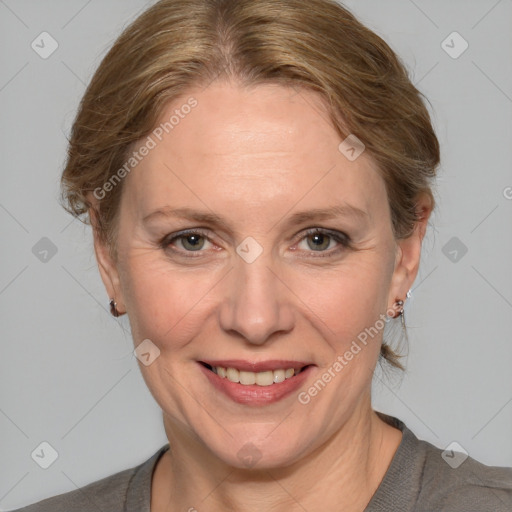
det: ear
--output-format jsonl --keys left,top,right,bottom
{"left": 87, "top": 194, "right": 126, "bottom": 315}
{"left": 387, "top": 193, "right": 433, "bottom": 313}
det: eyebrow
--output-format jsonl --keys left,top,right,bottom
{"left": 142, "top": 204, "right": 369, "bottom": 230}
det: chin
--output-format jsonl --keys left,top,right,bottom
{"left": 206, "top": 430, "right": 309, "bottom": 471}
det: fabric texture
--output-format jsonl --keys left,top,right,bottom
{"left": 9, "top": 415, "right": 512, "bottom": 511}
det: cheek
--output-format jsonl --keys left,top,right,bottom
{"left": 119, "top": 254, "right": 215, "bottom": 344}
{"left": 299, "top": 259, "right": 392, "bottom": 340}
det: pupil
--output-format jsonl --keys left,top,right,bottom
{"left": 184, "top": 235, "right": 204, "bottom": 250}
{"left": 308, "top": 233, "right": 329, "bottom": 251}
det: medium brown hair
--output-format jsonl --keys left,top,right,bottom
{"left": 60, "top": 0, "right": 440, "bottom": 370}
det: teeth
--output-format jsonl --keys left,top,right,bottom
{"left": 273, "top": 369, "right": 285, "bottom": 383}
{"left": 212, "top": 366, "right": 302, "bottom": 386}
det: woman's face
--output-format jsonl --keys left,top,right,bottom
{"left": 95, "top": 81, "right": 423, "bottom": 468}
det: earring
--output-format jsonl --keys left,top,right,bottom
{"left": 109, "top": 299, "right": 120, "bottom": 317}
{"left": 393, "top": 298, "right": 406, "bottom": 330}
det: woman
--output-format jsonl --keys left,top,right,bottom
{"left": 11, "top": 0, "right": 512, "bottom": 510}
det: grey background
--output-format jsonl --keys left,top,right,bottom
{"left": 1, "top": 0, "right": 511, "bottom": 509}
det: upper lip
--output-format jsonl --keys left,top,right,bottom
{"left": 199, "top": 359, "right": 312, "bottom": 372}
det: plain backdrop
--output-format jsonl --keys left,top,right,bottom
{"left": 1, "top": 0, "right": 511, "bottom": 509}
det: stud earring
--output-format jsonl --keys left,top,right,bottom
{"left": 109, "top": 299, "right": 120, "bottom": 317}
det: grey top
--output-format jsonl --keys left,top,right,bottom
{"left": 10, "top": 415, "right": 512, "bottom": 511}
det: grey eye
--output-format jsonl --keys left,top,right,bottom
{"left": 305, "top": 233, "right": 332, "bottom": 251}
{"left": 179, "top": 234, "right": 206, "bottom": 251}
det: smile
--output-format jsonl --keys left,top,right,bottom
{"left": 198, "top": 361, "right": 314, "bottom": 405}
{"left": 201, "top": 363, "right": 309, "bottom": 386}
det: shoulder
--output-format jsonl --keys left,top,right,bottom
{"left": 369, "top": 413, "right": 512, "bottom": 512}
{"left": 7, "top": 445, "right": 169, "bottom": 512}
{"left": 8, "top": 468, "right": 135, "bottom": 512}
{"left": 417, "top": 435, "right": 512, "bottom": 511}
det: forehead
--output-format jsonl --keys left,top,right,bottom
{"left": 123, "top": 81, "right": 388, "bottom": 223}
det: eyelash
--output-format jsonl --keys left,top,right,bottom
{"left": 160, "top": 228, "right": 352, "bottom": 259}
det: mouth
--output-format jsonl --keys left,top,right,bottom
{"left": 199, "top": 362, "right": 311, "bottom": 386}
{"left": 197, "top": 360, "right": 314, "bottom": 405}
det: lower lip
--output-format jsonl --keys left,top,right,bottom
{"left": 198, "top": 363, "right": 314, "bottom": 406}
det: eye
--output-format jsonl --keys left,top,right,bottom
{"left": 295, "top": 228, "right": 351, "bottom": 256}
{"left": 160, "top": 227, "right": 351, "bottom": 258}
{"left": 161, "top": 229, "right": 213, "bottom": 254}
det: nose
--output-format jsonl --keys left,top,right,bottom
{"left": 218, "top": 256, "right": 295, "bottom": 346}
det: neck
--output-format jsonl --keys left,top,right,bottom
{"left": 152, "top": 401, "right": 402, "bottom": 512}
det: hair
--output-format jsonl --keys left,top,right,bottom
{"left": 60, "top": 0, "right": 440, "bottom": 371}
